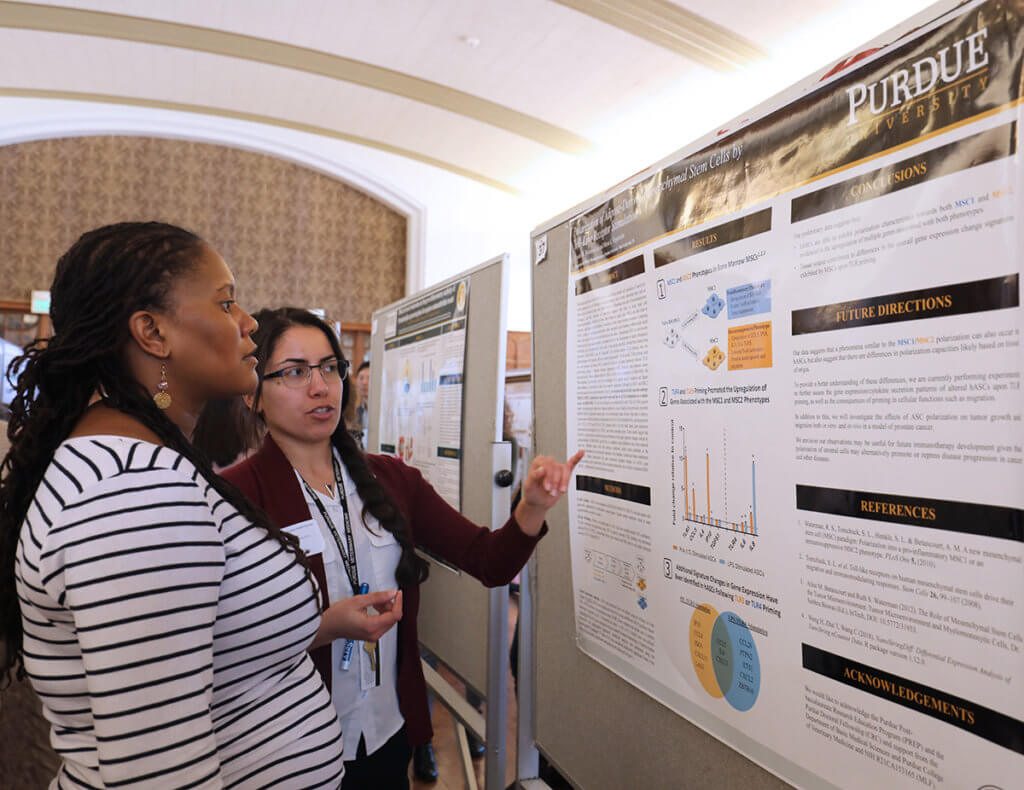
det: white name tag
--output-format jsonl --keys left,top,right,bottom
{"left": 281, "top": 519, "right": 326, "bottom": 557}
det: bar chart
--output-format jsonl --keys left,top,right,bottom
{"left": 675, "top": 423, "right": 758, "bottom": 536}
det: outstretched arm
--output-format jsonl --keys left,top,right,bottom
{"left": 513, "top": 450, "right": 585, "bottom": 536}
{"left": 379, "top": 449, "right": 585, "bottom": 587}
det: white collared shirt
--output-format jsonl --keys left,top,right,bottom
{"left": 296, "top": 450, "right": 403, "bottom": 761}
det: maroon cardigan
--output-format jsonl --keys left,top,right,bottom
{"left": 222, "top": 435, "right": 544, "bottom": 746}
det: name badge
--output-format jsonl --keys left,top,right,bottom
{"left": 281, "top": 519, "right": 327, "bottom": 557}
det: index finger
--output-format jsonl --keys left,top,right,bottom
{"left": 566, "top": 449, "right": 585, "bottom": 472}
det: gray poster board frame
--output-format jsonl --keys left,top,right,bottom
{"left": 522, "top": 1, "right": 979, "bottom": 786}
{"left": 369, "top": 255, "right": 514, "bottom": 789}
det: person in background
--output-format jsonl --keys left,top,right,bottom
{"left": 191, "top": 395, "right": 259, "bottom": 471}
{"left": 355, "top": 360, "right": 370, "bottom": 449}
{"left": 0, "top": 222, "right": 400, "bottom": 789}
{"left": 343, "top": 366, "right": 363, "bottom": 448}
{"left": 223, "top": 307, "right": 583, "bottom": 790}
{"left": 0, "top": 336, "right": 24, "bottom": 421}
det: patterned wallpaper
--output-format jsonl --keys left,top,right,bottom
{"left": 0, "top": 136, "right": 406, "bottom": 324}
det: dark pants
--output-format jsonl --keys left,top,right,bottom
{"left": 341, "top": 726, "right": 412, "bottom": 790}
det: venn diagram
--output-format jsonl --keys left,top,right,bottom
{"left": 689, "top": 604, "right": 761, "bottom": 711}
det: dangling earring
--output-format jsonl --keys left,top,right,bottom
{"left": 154, "top": 364, "right": 172, "bottom": 410}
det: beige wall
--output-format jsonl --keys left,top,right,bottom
{"left": 0, "top": 136, "right": 406, "bottom": 324}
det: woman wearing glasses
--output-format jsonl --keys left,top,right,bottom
{"left": 223, "top": 307, "right": 582, "bottom": 789}
{"left": 0, "top": 224, "right": 400, "bottom": 789}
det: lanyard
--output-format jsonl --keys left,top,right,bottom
{"left": 300, "top": 453, "right": 360, "bottom": 593}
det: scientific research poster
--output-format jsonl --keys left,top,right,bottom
{"left": 379, "top": 278, "right": 469, "bottom": 510}
{"left": 563, "top": 1, "right": 1023, "bottom": 787}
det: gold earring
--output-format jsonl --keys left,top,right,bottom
{"left": 154, "top": 364, "right": 172, "bottom": 410}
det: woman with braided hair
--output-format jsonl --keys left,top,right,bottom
{"left": 222, "top": 307, "right": 582, "bottom": 789}
{"left": 0, "top": 222, "right": 399, "bottom": 789}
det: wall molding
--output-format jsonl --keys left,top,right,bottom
{"left": 552, "top": 0, "right": 766, "bottom": 72}
{"left": 0, "top": 86, "right": 519, "bottom": 195}
{"left": 0, "top": 0, "right": 591, "bottom": 154}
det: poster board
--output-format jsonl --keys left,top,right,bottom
{"left": 529, "top": 1, "right": 1022, "bottom": 788}
{"left": 369, "top": 255, "right": 510, "bottom": 695}
{"left": 377, "top": 277, "right": 470, "bottom": 510}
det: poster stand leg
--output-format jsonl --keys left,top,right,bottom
{"left": 456, "top": 721, "right": 481, "bottom": 790}
{"left": 420, "top": 659, "right": 486, "bottom": 787}
{"left": 485, "top": 441, "right": 512, "bottom": 790}
{"left": 515, "top": 554, "right": 541, "bottom": 785}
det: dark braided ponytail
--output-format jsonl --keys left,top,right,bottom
{"left": 0, "top": 223, "right": 310, "bottom": 683}
{"left": 246, "top": 308, "right": 429, "bottom": 589}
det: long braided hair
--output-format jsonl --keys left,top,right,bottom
{"left": 0, "top": 222, "right": 310, "bottom": 682}
{"left": 247, "top": 307, "right": 429, "bottom": 589}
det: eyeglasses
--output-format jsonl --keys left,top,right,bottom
{"left": 261, "top": 358, "right": 350, "bottom": 389}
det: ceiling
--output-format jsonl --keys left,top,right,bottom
{"left": 0, "top": 0, "right": 941, "bottom": 203}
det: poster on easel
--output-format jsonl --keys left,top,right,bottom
{"left": 564, "top": 1, "right": 1023, "bottom": 787}
{"left": 379, "top": 278, "right": 470, "bottom": 510}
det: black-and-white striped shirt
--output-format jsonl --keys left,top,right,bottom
{"left": 15, "top": 436, "right": 343, "bottom": 789}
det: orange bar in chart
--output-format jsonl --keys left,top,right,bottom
{"left": 706, "top": 452, "right": 710, "bottom": 520}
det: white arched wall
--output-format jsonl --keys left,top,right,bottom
{"left": 0, "top": 97, "right": 536, "bottom": 329}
